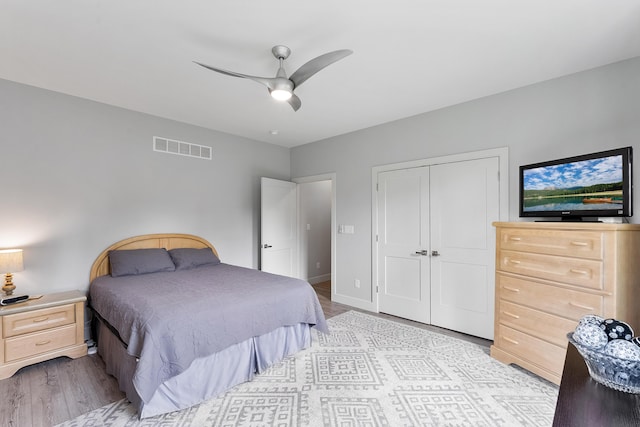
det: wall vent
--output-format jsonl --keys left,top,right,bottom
{"left": 153, "top": 136, "right": 212, "bottom": 160}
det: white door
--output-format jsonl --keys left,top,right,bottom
{"left": 429, "top": 158, "right": 499, "bottom": 339}
{"left": 377, "top": 167, "right": 430, "bottom": 323}
{"left": 375, "top": 156, "right": 500, "bottom": 338}
{"left": 260, "top": 177, "right": 298, "bottom": 277}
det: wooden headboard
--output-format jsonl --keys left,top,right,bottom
{"left": 89, "top": 233, "right": 218, "bottom": 282}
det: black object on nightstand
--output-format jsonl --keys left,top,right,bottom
{"left": 0, "top": 294, "right": 29, "bottom": 305}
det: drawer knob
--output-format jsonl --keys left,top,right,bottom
{"left": 503, "top": 336, "right": 519, "bottom": 345}
{"left": 502, "top": 311, "right": 520, "bottom": 319}
{"left": 508, "top": 237, "right": 522, "bottom": 241}
{"left": 32, "top": 317, "right": 50, "bottom": 323}
{"left": 35, "top": 340, "right": 51, "bottom": 346}
{"left": 503, "top": 286, "right": 520, "bottom": 293}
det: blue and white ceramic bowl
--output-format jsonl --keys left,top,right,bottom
{"left": 568, "top": 332, "right": 640, "bottom": 394}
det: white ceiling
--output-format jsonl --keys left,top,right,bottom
{"left": 3, "top": 1, "right": 640, "bottom": 148}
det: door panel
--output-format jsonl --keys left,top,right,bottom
{"left": 438, "top": 262, "right": 489, "bottom": 312}
{"left": 429, "top": 157, "right": 499, "bottom": 339}
{"left": 261, "top": 177, "right": 298, "bottom": 277}
{"left": 386, "top": 256, "right": 421, "bottom": 299}
{"left": 377, "top": 168, "right": 430, "bottom": 323}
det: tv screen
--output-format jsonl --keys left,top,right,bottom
{"left": 519, "top": 147, "right": 633, "bottom": 220}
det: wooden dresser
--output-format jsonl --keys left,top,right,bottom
{"left": 0, "top": 290, "right": 87, "bottom": 379}
{"left": 491, "top": 221, "right": 640, "bottom": 385}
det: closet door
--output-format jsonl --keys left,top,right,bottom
{"left": 375, "top": 156, "right": 500, "bottom": 338}
{"left": 429, "top": 157, "right": 499, "bottom": 339}
{"left": 377, "top": 167, "right": 430, "bottom": 323}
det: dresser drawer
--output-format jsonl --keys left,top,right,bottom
{"left": 2, "top": 304, "right": 76, "bottom": 338}
{"left": 497, "top": 274, "right": 604, "bottom": 319}
{"left": 4, "top": 324, "right": 77, "bottom": 362}
{"left": 498, "top": 228, "right": 603, "bottom": 260}
{"left": 495, "top": 324, "right": 566, "bottom": 376}
{"left": 498, "top": 300, "right": 578, "bottom": 347}
{"left": 499, "top": 250, "right": 604, "bottom": 290}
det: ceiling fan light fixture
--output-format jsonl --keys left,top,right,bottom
{"left": 271, "top": 89, "right": 292, "bottom": 101}
{"left": 270, "top": 78, "right": 294, "bottom": 101}
{"left": 195, "top": 45, "right": 352, "bottom": 111}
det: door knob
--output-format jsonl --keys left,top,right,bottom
{"left": 414, "top": 250, "right": 429, "bottom": 256}
{"left": 263, "top": 244, "right": 273, "bottom": 249}
{"left": 431, "top": 250, "right": 440, "bottom": 257}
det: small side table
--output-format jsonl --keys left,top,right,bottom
{"left": 0, "top": 290, "right": 88, "bottom": 379}
{"left": 552, "top": 342, "right": 640, "bottom": 426}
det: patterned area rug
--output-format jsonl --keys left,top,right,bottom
{"left": 57, "top": 311, "right": 558, "bottom": 426}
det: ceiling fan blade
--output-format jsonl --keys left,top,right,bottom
{"left": 289, "top": 49, "right": 353, "bottom": 88}
{"left": 287, "top": 94, "right": 302, "bottom": 111}
{"left": 194, "top": 61, "right": 276, "bottom": 89}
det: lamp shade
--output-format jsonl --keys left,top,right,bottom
{"left": 0, "top": 249, "right": 24, "bottom": 273}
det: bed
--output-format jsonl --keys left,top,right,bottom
{"left": 88, "top": 233, "right": 328, "bottom": 419}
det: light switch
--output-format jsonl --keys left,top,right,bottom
{"left": 338, "top": 224, "right": 355, "bottom": 234}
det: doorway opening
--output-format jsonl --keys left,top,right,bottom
{"left": 295, "top": 174, "right": 336, "bottom": 301}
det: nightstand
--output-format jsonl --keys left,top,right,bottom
{"left": 0, "top": 290, "right": 87, "bottom": 379}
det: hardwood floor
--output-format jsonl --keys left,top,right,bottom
{"left": 0, "top": 348, "right": 123, "bottom": 427}
{"left": 0, "top": 281, "right": 491, "bottom": 426}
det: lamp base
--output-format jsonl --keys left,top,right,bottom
{"left": 2, "top": 273, "right": 15, "bottom": 296}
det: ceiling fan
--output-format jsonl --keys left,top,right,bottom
{"left": 194, "top": 45, "right": 352, "bottom": 111}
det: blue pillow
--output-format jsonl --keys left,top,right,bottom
{"left": 109, "top": 248, "right": 176, "bottom": 277}
{"left": 169, "top": 248, "right": 220, "bottom": 270}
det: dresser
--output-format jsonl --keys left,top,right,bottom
{"left": 0, "top": 290, "right": 87, "bottom": 379}
{"left": 490, "top": 222, "right": 640, "bottom": 385}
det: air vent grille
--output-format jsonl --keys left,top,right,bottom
{"left": 153, "top": 136, "right": 212, "bottom": 160}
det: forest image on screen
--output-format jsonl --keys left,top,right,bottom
{"left": 522, "top": 155, "right": 623, "bottom": 212}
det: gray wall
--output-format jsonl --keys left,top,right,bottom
{"left": 291, "top": 56, "right": 640, "bottom": 308}
{"left": 2, "top": 56, "right": 639, "bottom": 309}
{"left": 0, "top": 79, "right": 290, "bottom": 296}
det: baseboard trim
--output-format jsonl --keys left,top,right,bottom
{"left": 332, "top": 293, "right": 377, "bottom": 312}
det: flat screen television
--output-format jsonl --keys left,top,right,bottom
{"left": 519, "top": 147, "right": 633, "bottom": 221}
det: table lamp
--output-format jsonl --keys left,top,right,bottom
{"left": 0, "top": 249, "right": 24, "bottom": 296}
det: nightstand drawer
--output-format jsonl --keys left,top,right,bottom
{"left": 499, "top": 250, "right": 603, "bottom": 289}
{"left": 5, "top": 324, "right": 77, "bottom": 362}
{"left": 2, "top": 304, "right": 76, "bottom": 338}
{"left": 498, "top": 228, "right": 603, "bottom": 260}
